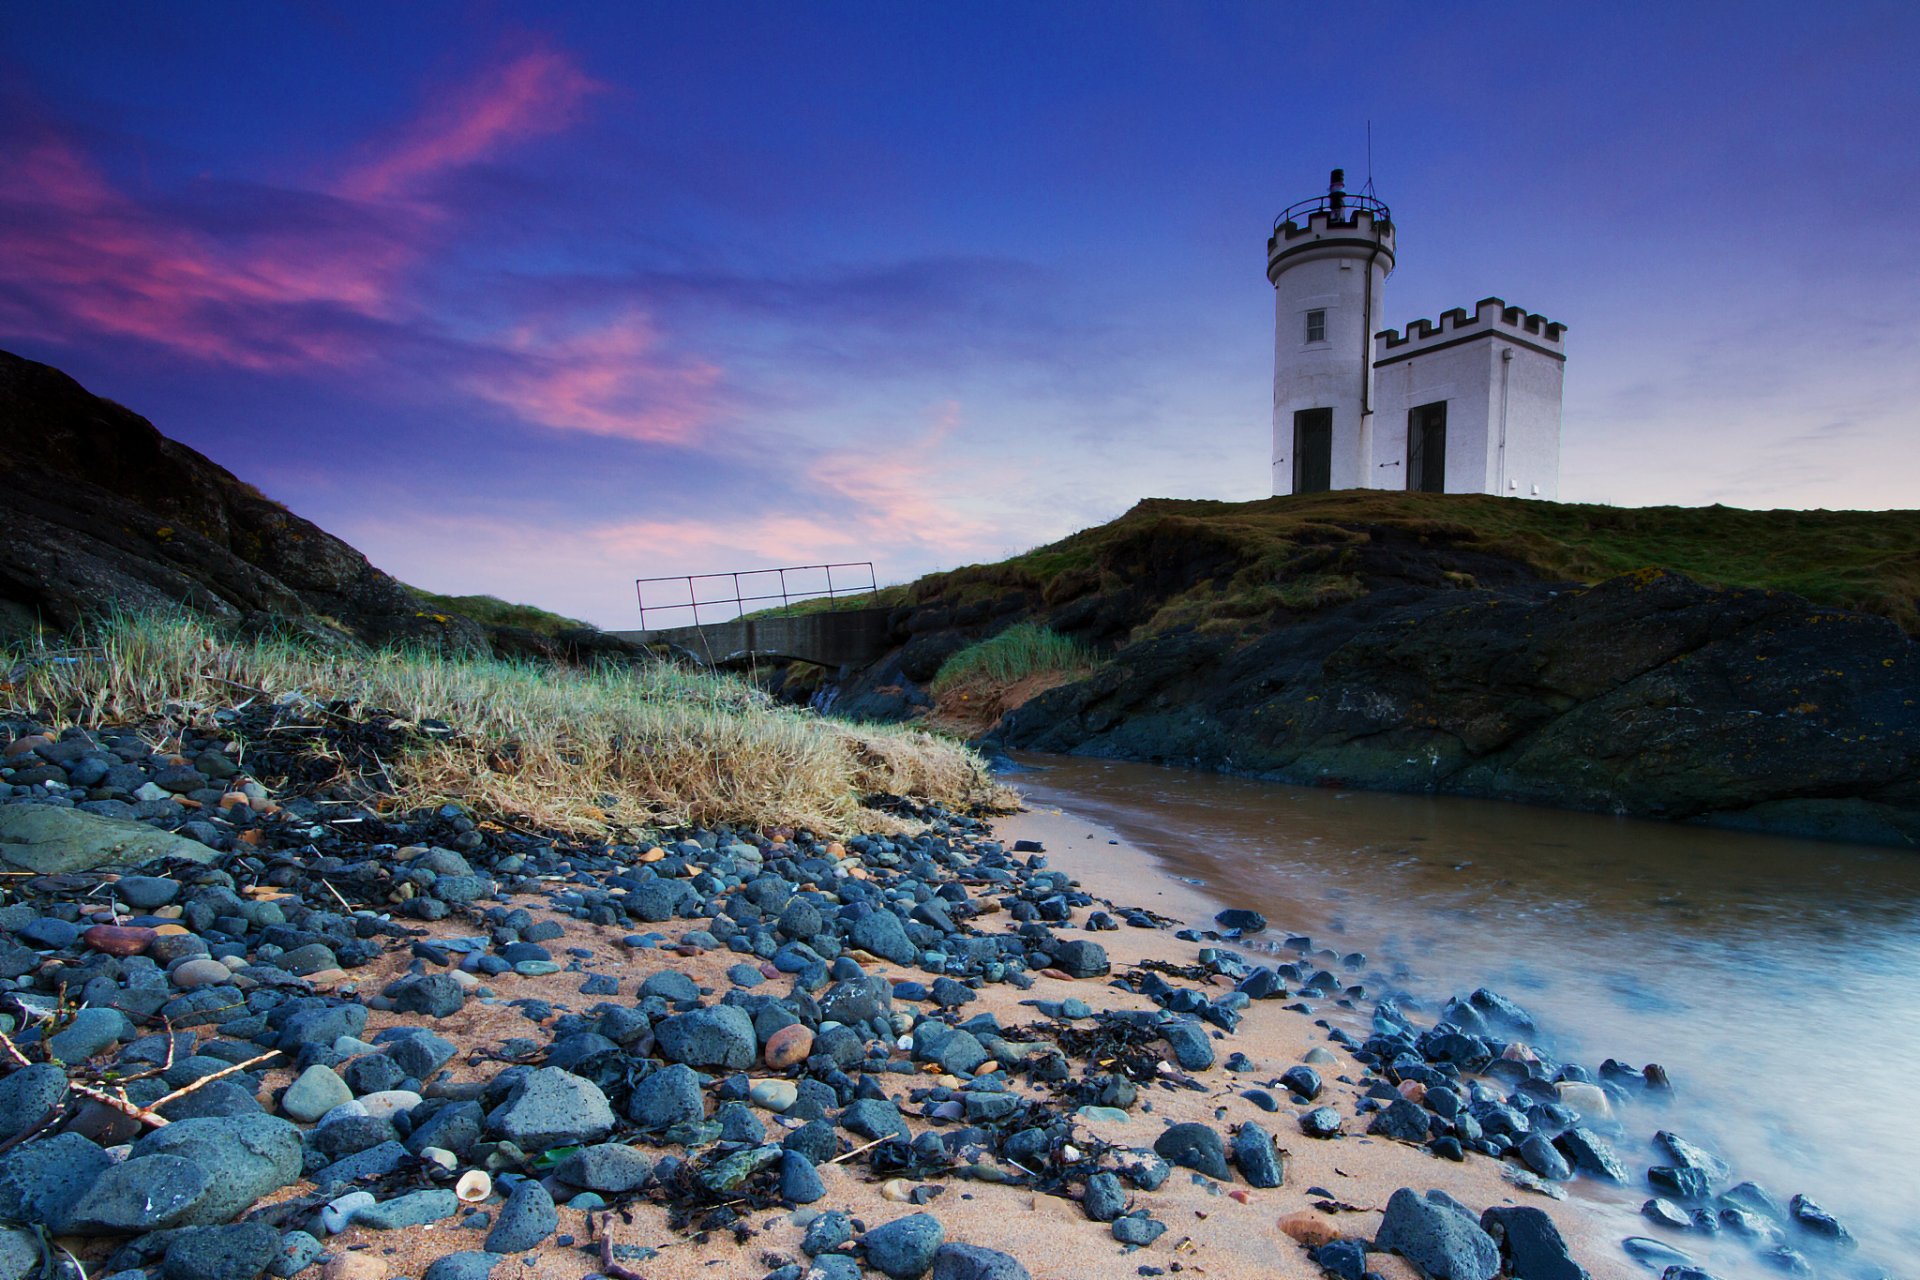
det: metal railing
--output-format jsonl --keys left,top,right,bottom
{"left": 634, "top": 561, "right": 879, "bottom": 630}
{"left": 1273, "top": 190, "right": 1391, "bottom": 233}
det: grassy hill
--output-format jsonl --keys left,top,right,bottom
{"left": 900, "top": 492, "right": 1920, "bottom": 637}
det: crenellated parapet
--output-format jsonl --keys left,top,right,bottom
{"left": 1266, "top": 206, "right": 1395, "bottom": 279}
{"left": 1374, "top": 296, "right": 1566, "bottom": 365}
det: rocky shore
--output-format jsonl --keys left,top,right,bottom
{"left": 0, "top": 700, "right": 1873, "bottom": 1280}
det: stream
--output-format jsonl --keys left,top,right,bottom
{"left": 1012, "top": 753, "right": 1920, "bottom": 1272}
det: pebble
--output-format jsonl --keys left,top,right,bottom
{"left": 282, "top": 1065, "right": 354, "bottom": 1123}
{"left": 750, "top": 1079, "right": 798, "bottom": 1112}
{"left": 171, "top": 956, "right": 235, "bottom": 989}
{"left": 320, "top": 1190, "right": 377, "bottom": 1234}
{"left": 484, "top": 1178, "right": 558, "bottom": 1252}
{"left": 1278, "top": 1210, "right": 1341, "bottom": 1247}
{"left": 864, "top": 1212, "right": 945, "bottom": 1279}
{"left": 82, "top": 924, "right": 154, "bottom": 956}
{"left": 1152, "top": 1123, "right": 1229, "bottom": 1181}
{"left": 764, "top": 1023, "right": 814, "bottom": 1069}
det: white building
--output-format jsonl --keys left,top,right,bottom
{"left": 1267, "top": 169, "right": 1566, "bottom": 498}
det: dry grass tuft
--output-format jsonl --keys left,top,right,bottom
{"left": 3, "top": 612, "right": 1011, "bottom": 835}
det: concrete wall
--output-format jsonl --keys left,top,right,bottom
{"left": 1267, "top": 211, "right": 1394, "bottom": 495}
{"left": 615, "top": 606, "right": 894, "bottom": 668}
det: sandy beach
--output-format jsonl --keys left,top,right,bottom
{"left": 291, "top": 797, "right": 1638, "bottom": 1280}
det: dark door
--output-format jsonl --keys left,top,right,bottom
{"left": 1292, "top": 408, "right": 1332, "bottom": 493}
{"left": 1407, "top": 401, "right": 1447, "bottom": 492}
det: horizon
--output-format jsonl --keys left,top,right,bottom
{"left": 5, "top": 3, "right": 1917, "bottom": 627}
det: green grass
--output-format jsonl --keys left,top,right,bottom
{"left": 4, "top": 612, "right": 1006, "bottom": 834}
{"left": 902, "top": 491, "right": 1920, "bottom": 635}
{"left": 403, "top": 586, "right": 591, "bottom": 637}
{"left": 930, "top": 623, "right": 1097, "bottom": 694}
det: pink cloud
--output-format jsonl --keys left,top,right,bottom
{"left": 0, "top": 47, "right": 610, "bottom": 376}
{"left": 0, "top": 132, "right": 397, "bottom": 369}
{"left": 339, "top": 48, "right": 601, "bottom": 204}
{"left": 466, "top": 311, "right": 723, "bottom": 444}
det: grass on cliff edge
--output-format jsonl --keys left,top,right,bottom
{"left": 2, "top": 613, "right": 1008, "bottom": 836}
{"left": 930, "top": 623, "right": 1097, "bottom": 695}
{"left": 403, "top": 586, "right": 590, "bottom": 637}
{"left": 909, "top": 491, "right": 1920, "bottom": 635}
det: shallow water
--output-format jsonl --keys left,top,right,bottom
{"left": 1013, "top": 754, "right": 1920, "bottom": 1269}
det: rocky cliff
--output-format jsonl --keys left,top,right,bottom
{"left": 830, "top": 497, "right": 1920, "bottom": 846}
{"left": 0, "top": 349, "right": 632, "bottom": 660}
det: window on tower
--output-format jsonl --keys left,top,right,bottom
{"left": 1305, "top": 309, "right": 1327, "bottom": 343}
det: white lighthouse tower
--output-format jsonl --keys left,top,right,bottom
{"left": 1267, "top": 168, "right": 1394, "bottom": 495}
{"left": 1266, "top": 168, "right": 1568, "bottom": 498}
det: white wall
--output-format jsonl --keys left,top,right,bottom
{"left": 1268, "top": 213, "right": 1393, "bottom": 495}
{"left": 1369, "top": 298, "right": 1566, "bottom": 497}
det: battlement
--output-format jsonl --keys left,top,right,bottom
{"left": 1374, "top": 296, "right": 1566, "bottom": 364}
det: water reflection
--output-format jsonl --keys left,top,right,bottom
{"left": 1014, "top": 754, "right": 1920, "bottom": 1263}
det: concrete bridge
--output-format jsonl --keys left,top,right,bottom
{"left": 613, "top": 607, "right": 894, "bottom": 668}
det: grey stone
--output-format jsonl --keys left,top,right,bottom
{"left": 863, "top": 1212, "right": 945, "bottom": 1279}
{"left": 68, "top": 1155, "right": 212, "bottom": 1233}
{"left": 0, "top": 805, "right": 218, "bottom": 873}
{"left": 355, "top": 1189, "right": 458, "bottom": 1229}
{"left": 1112, "top": 1213, "right": 1166, "bottom": 1246}
{"left": 0, "top": 1131, "right": 111, "bottom": 1232}
{"left": 1479, "top": 1205, "right": 1589, "bottom": 1280}
{"left": 132, "top": 1114, "right": 302, "bottom": 1224}
{"left": 0, "top": 1226, "right": 38, "bottom": 1280}
{"left": 310, "top": 1140, "right": 410, "bottom": 1189}
{"left": 1083, "top": 1171, "right": 1126, "bottom": 1221}
{"left": 1161, "top": 1021, "right": 1214, "bottom": 1071}
{"left": 1153, "top": 1122, "right": 1230, "bottom": 1181}
{"left": 489, "top": 1067, "right": 615, "bottom": 1151}
{"left": 804, "top": 1209, "right": 853, "bottom": 1256}
{"left": 840, "top": 1097, "right": 909, "bottom": 1143}
{"left": 1049, "top": 940, "right": 1108, "bottom": 979}
{"left": 267, "top": 1229, "right": 322, "bottom": 1278}
{"left": 931, "top": 1243, "right": 1032, "bottom": 1280}
{"left": 1518, "top": 1132, "right": 1573, "bottom": 1181}
{"left": 1300, "top": 1105, "right": 1343, "bottom": 1139}
{"left": 385, "top": 1031, "right": 457, "bottom": 1080}
{"left": 48, "top": 1007, "right": 133, "bottom": 1063}
{"left": 160, "top": 1220, "right": 280, "bottom": 1280}
{"left": 281, "top": 1065, "right": 353, "bottom": 1123}
{"left": 655, "top": 1005, "right": 756, "bottom": 1069}
{"left": 423, "top": 1253, "right": 500, "bottom": 1280}
{"left": 1375, "top": 1188, "right": 1499, "bottom": 1280}
{"left": 638, "top": 970, "right": 699, "bottom": 1004}
{"left": 384, "top": 973, "right": 466, "bottom": 1018}
{"left": 1366, "top": 1098, "right": 1432, "bottom": 1143}
{"left": 116, "top": 875, "right": 181, "bottom": 908}
{"left": 850, "top": 910, "right": 917, "bottom": 965}
{"left": 1232, "top": 1122, "right": 1284, "bottom": 1188}
{"left": 0, "top": 1063, "right": 68, "bottom": 1138}
{"left": 779, "top": 1150, "right": 825, "bottom": 1203}
{"left": 555, "top": 1144, "right": 651, "bottom": 1193}
{"left": 626, "top": 1063, "right": 705, "bottom": 1130}
{"left": 484, "top": 1179, "right": 557, "bottom": 1252}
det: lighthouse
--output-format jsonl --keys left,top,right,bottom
{"left": 1266, "top": 169, "right": 1394, "bottom": 495}
{"left": 1267, "top": 169, "right": 1567, "bottom": 498}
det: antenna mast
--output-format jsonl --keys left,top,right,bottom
{"left": 1363, "top": 120, "right": 1376, "bottom": 199}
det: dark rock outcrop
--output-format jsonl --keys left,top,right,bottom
{"left": 994, "top": 568, "right": 1919, "bottom": 843}
{"left": 0, "top": 348, "right": 640, "bottom": 661}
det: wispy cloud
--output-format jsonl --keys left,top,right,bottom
{"left": 338, "top": 47, "right": 601, "bottom": 205}
{"left": 467, "top": 311, "right": 722, "bottom": 444}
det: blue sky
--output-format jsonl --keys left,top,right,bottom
{"left": 4, "top": 3, "right": 1916, "bottom": 625}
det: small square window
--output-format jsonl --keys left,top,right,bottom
{"left": 1305, "top": 309, "right": 1326, "bottom": 343}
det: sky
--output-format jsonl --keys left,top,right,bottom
{"left": 4, "top": 3, "right": 1918, "bottom": 627}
